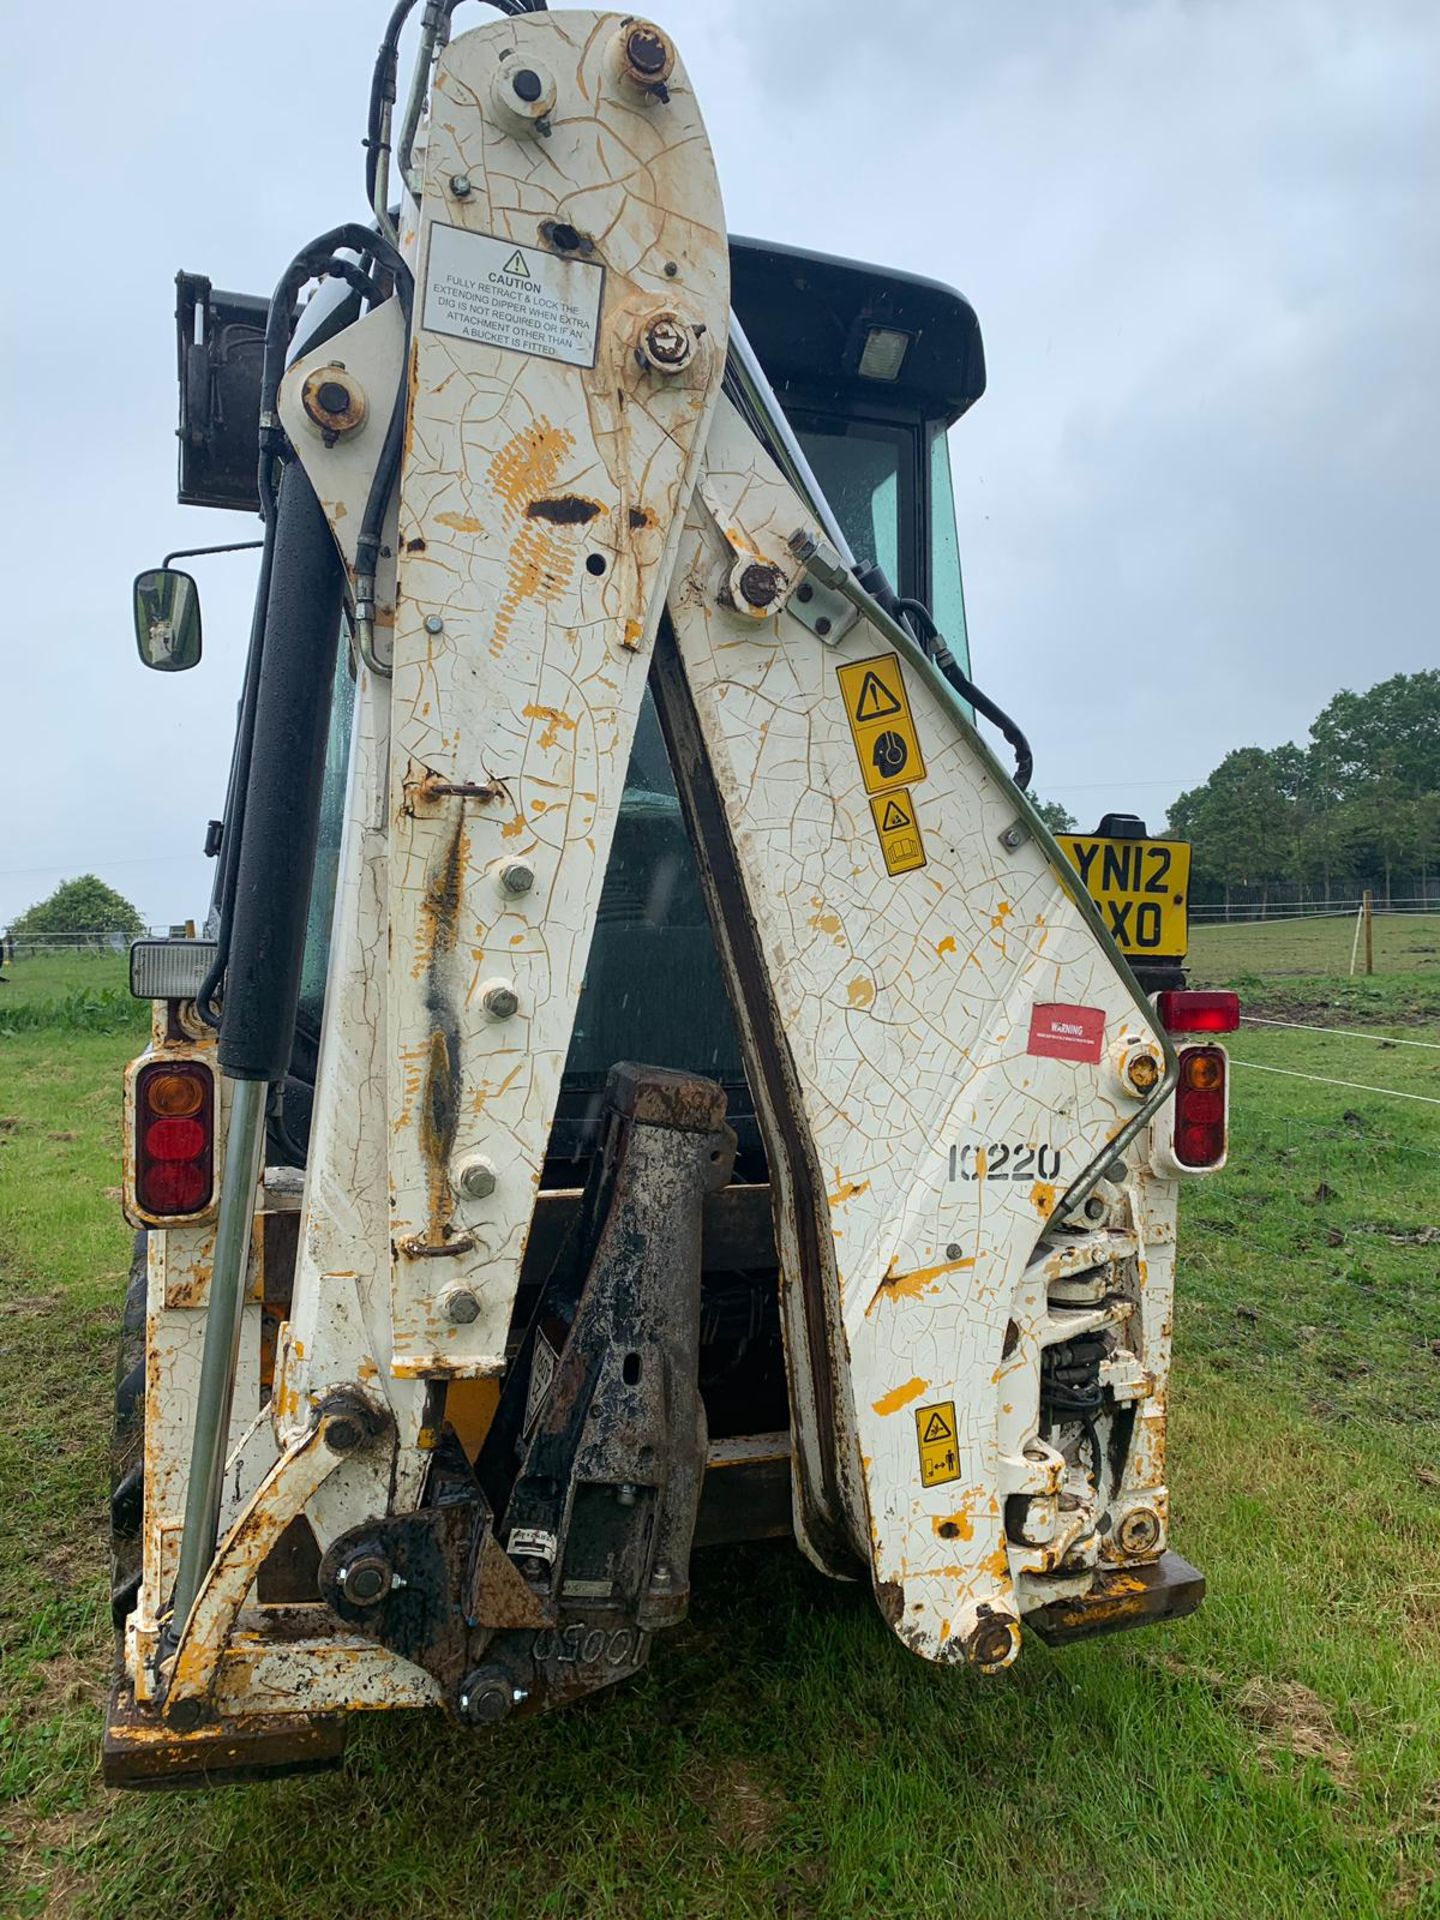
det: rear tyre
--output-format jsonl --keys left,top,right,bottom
{"left": 111, "top": 1233, "right": 147, "bottom": 1630}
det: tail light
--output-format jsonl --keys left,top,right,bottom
{"left": 1157, "top": 990, "right": 1240, "bottom": 1034}
{"left": 135, "top": 1061, "right": 215, "bottom": 1215}
{"left": 1173, "top": 1045, "right": 1227, "bottom": 1169}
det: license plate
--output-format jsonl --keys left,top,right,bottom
{"left": 1057, "top": 834, "right": 1191, "bottom": 958}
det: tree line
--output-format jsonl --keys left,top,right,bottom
{"left": 1163, "top": 671, "right": 1439, "bottom": 909}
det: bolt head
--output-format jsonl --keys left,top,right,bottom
{"left": 424, "top": 614, "right": 445, "bottom": 636}
{"left": 499, "top": 860, "right": 535, "bottom": 896}
{"left": 1117, "top": 1507, "right": 1162, "bottom": 1556}
{"left": 324, "top": 1414, "right": 364, "bottom": 1454}
{"left": 738, "top": 562, "right": 782, "bottom": 610}
{"left": 449, "top": 173, "right": 472, "bottom": 197}
{"left": 481, "top": 980, "right": 519, "bottom": 1020}
{"left": 337, "top": 1554, "right": 392, "bottom": 1605}
{"left": 442, "top": 1286, "right": 482, "bottom": 1325}
{"left": 455, "top": 1156, "right": 497, "bottom": 1201}
{"left": 512, "top": 66, "right": 544, "bottom": 102}
{"left": 458, "top": 1668, "right": 516, "bottom": 1725}
{"left": 645, "top": 317, "right": 687, "bottom": 363}
{"left": 966, "top": 1612, "right": 1021, "bottom": 1673}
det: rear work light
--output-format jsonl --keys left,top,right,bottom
{"left": 1173, "top": 1045, "right": 1228, "bottom": 1170}
{"left": 135, "top": 1061, "right": 215, "bottom": 1216}
{"left": 1156, "top": 989, "right": 1240, "bottom": 1035}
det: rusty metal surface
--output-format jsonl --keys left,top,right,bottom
{"left": 104, "top": 1674, "right": 345, "bottom": 1791}
{"left": 1025, "top": 1550, "right": 1205, "bottom": 1646}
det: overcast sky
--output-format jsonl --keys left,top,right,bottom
{"left": 3, "top": 0, "right": 1436, "bottom": 930}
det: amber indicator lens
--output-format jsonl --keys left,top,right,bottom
{"left": 1181, "top": 1051, "right": 1224, "bottom": 1093}
{"left": 145, "top": 1070, "right": 205, "bottom": 1117}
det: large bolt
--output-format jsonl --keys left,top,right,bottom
{"left": 336, "top": 1552, "right": 392, "bottom": 1606}
{"left": 965, "top": 1611, "right": 1021, "bottom": 1673}
{"left": 626, "top": 25, "right": 669, "bottom": 74}
{"left": 458, "top": 1667, "right": 518, "bottom": 1725}
{"left": 620, "top": 21, "right": 674, "bottom": 92}
{"left": 1117, "top": 1507, "right": 1162, "bottom": 1556}
{"left": 166, "top": 1697, "right": 206, "bottom": 1732}
{"left": 511, "top": 67, "right": 544, "bottom": 102}
{"left": 646, "top": 317, "right": 687, "bottom": 362}
{"left": 441, "top": 1285, "right": 482, "bottom": 1326}
{"left": 424, "top": 614, "right": 445, "bottom": 636}
{"left": 738, "top": 562, "right": 782, "bottom": 610}
{"left": 449, "top": 173, "right": 473, "bottom": 198}
{"left": 301, "top": 366, "right": 367, "bottom": 438}
{"left": 498, "top": 859, "right": 535, "bottom": 896}
{"left": 480, "top": 979, "right": 519, "bottom": 1020}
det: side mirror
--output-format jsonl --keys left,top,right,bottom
{"left": 133, "top": 568, "right": 202, "bottom": 672}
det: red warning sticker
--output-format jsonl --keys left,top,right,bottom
{"left": 1028, "top": 1003, "right": 1106, "bottom": 1064}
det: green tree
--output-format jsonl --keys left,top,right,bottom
{"left": 9, "top": 875, "right": 145, "bottom": 949}
{"left": 1308, "top": 671, "right": 1440, "bottom": 803}
{"left": 1167, "top": 748, "right": 1294, "bottom": 908}
{"left": 1027, "top": 792, "right": 1077, "bottom": 835}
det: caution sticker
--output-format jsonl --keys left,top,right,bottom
{"left": 836, "top": 654, "right": 927, "bottom": 796}
{"left": 915, "top": 1400, "right": 961, "bottom": 1488}
{"left": 424, "top": 223, "right": 604, "bottom": 369}
{"left": 869, "top": 789, "right": 926, "bottom": 875}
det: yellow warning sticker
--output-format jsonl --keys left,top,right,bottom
{"left": 915, "top": 1400, "right": 961, "bottom": 1488}
{"left": 869, "top": 789, "right": 926, "bottom": 875}
{"left": 836, "top": 654, "right": 927, "bottom": 796}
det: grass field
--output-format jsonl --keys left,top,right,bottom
{"left": 1190, "top": 910, "right": 1440, "bottom": 994}
{"left": 2, "top": 946, "right": 1439, "bottom": 1917}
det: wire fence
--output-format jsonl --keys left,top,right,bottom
{"left": 0, "top": 927, "right": 176, "bottom": 958}
{"left": 1189, "top": 896, "right": 1438, "bottom": 925}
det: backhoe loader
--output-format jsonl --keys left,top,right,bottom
{"left": 108, "top": 0, "right": 1235, "bottom": 1786}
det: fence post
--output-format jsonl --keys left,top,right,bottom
{"left": 1364, "top": 888, "right": 1374, "bottom": 976}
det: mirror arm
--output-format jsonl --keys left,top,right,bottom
{"left": 162, "top": 539, "right": 265, "bottom": 569}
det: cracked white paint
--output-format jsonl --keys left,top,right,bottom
{"left": 665, "top": 395, "right": 1173, "bottom": 1659}
{"left": 383, "top": 10, "right": 728, "bottom": 1373}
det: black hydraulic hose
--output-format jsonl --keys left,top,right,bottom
{"left": 196, "top": 520, "right": 278, "bottom": 1027}
{"left": 894, "top": 593, "right": 1034, "bottom": 791}
{"left": 201, "top": 226, "right": 411, "bottom": 1027}
{"left": 365, "top": 0, "right": 547, "bottom": 208}
{"left": 217, "top": 464, "right": 345, "bottom": 1083}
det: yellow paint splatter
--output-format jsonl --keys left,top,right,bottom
{"left": 936, "top": 935, "right": 957, "bottom": 958}
{"left": 871, "top": 1376, "right": 929, "bottom": 1417}
{"left": 847, "top": 976, "right": 875, "bottom": 1009}
{"left": 866, "top": 1253, "right": 975, "bottom": 1314}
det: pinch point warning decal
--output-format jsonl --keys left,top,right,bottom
{"left": 1028, "top": 1002, "right": 1106, "bottom": 1064}
{"left": 424, "top": 223, "right": 604, "bottom": 369}
{"left": 869, "top": 789, "right": 926, "bottom": 875}
{"left": 915, "top": 1400, "right": 961, "bottom": 1487}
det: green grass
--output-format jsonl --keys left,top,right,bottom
{"left": 0, "top": 954, "right": 145, "bottom": 1040}
{"left": 3, "top": 956, "right": 1439, "bottom": 1916}
{"left": 1189, "top": 909, "right": 1440, "bottom": 988}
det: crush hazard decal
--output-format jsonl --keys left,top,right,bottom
{"left": 915, "top": 1400, "right": 961, "bottom": 1488}
{"left": 424, "top": 224, "right": 604, "bottom": 368}
{"left": 1028, "top": 1002, "right": 1106, "bottom": 1064}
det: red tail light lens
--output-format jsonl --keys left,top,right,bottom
{"left": 136, "top": 1061, "right": 214, "bottom": 1215}
{"left": 1173, "top": 1045, "right": 1227, "bottom": 1169}
{"left": 1157, "top": 990, "right": 1240, "bottom": 1035}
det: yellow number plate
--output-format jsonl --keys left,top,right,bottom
{"left": 1057, "top": 834, "right": 1191, "bottom": 958}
